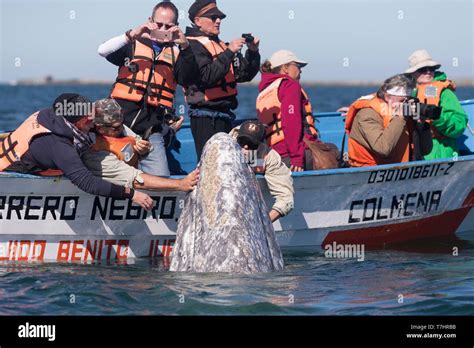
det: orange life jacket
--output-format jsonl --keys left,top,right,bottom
{"left": 415, "top": 80, "right": 456, "bottom": 139}
{"left": 345, "top": 94, "right": 411, "bottom": 167}
{"left": 0, "top": 112, "right": 64, "bottom": 177}
{"left": 91, "top": 134, "right": 138, "bottom": 168}
{"left": 256, "top": 77, "right": 318, "bottom": 146}
{"left": 184, "top": 36, "right": 237, "bottom": 103}
{"left": 110, "top": 40, "right": 179, "bottom": 109}
{"left": 415, "top": 80, "right": 456, "bottom": 106}
{"left": 0, "top": 112, "right": 48, "bottom": 170}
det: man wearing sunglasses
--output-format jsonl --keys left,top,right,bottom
{"left": 406, "top": 49, "right": 468, "bottom": 160}
{"left": 0, "top": 94, "right": 155, "bottom": 211}
{"left": 184, "top": 0, "right": 261, "bottom": 160}
{"left": 230, "top": 120, "right": 294, "bottom": 222}
{"left": 98, "top": 1, "right": 200, "bottom": 177}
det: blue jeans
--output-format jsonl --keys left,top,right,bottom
{"left": 139, "top": 132, "right": 170, "bottom": 177}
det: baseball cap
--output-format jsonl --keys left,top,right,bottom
{"left": 237, "top": 120, "right": 266, "bottom": 150}
{"left": 52, "top": 93, "right": 93, "bottom": 122}
{"left": 269, "top": 50, "right": 308, "bottom": 70}
{"left": 93, "top": 99, "right": 124, "bottom": 125}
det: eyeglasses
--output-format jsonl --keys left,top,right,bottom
{"left": 416, "top": 66, "right": 437, "bottom": 74}
{"left": 153, "top": 21, "right": 174, "bottom": 30}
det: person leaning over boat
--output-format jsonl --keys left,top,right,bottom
{"left": 345, "top": 74, "right": 433, "bottom": 167}
{"left": 82, "top": 99, "right": 199, "bottom": 192}
{"left": 183, "top": 0, "right": 261, "bottom": 160}
{"left": 97, "top": 1, "right": 199, "bottom": 177}
{"left": 229, "top": 120, "right": 294, "bottom": 222}
{"left": 405, "top": 49, "right": 468, "bottom": 160}
{"left": 0, "top": 93, "right": 154, "bottom": 211}
{"left": 256, "top": 50, "right": 319, "bottom": 172}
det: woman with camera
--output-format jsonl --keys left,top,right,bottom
{"left": 406, "top": 49, "right": 468, "bottom": 160}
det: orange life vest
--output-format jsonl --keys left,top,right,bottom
{"left": 0, "top": 112, "right": 64, "bottom": 177}
{"left": 110, "top": 40, "right": 179, "bottom": 109}
{"left": 345, "top": 94, "right": 411, "bottom": 167}
{"left": 256, "top": 77, "right": 318, "bottom": 146}
{"left": 415, "top": 80, "right": 456, "bottom": 139}
{"left": 184, "top": 36, "right": 237, "bottom": 103}
{"left": 0, "top": 112, "right": 48, "bottom": 170}
{"left": 91, "top": 134, "right": 138, "bottom": 167}
{"left": 415, "top": 80, "right": 456, "bottom": 106}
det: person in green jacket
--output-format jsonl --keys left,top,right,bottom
{"left": 406, "top": 49, "right": 468, "bottom": 160}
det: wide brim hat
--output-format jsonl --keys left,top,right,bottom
{"left": 405, "top": 49, "right": 441, "bottom": 73}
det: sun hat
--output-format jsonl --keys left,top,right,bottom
{"left": 405, "top": 49, "right": 441, "bottom": 74}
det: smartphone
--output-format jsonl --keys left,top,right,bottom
{"left": 150, "top": 29, "right": 177, "bottom": 41}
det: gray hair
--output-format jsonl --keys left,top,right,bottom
{"left": 376, "top": 74, "right": 416, "bottom": 99}
{"left": 93, "top": 98, "right": 124, "bottom": 126}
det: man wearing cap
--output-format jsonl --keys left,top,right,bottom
{"left": 0, "top": 94, "right": 155, "bottom": 210}
{"left": 98, "top": 1, "right": 200, "bottom": 177}
{"left": 406, "top": 49, "right": 468, "bottom": 160}
{"left": 257, "top": 50, "right": 319, "bottom": 172}
{"left": 345, "top": 74, "right": 433, "bottom": 167}
{"left": 184, "top": 0, "right": 261, "bottom": 160}
{"left": 230, "top": 120, "right": 294, "bottom": 222}
{"left": 82, "top": 99, "right": 199, "bottom": 193}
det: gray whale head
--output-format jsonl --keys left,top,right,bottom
{"left": 170, "top": 132, "right": 284, "bottom": 274}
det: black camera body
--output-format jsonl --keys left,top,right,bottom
{"left": 402, "top": 97, "right": 442, "bottom": 121}
{"left": 242, "top": 33, "right": 254, "bottom": 44}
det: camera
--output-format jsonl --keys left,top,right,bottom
{"left": 401, "top": 97, "right": 441, "bottom": 121}
{"left": 163, "top": 110, "right": 181, "bottom": 124}
{"left": 242, "top": 33, "right": 254, "bottom": 44}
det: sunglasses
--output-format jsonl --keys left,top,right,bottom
{"left": 201, "top": 15, "right": 223, "bottom": 22}
{"left": 416, "top": 66, "right": 437, "bottom": 74}
{"left": 153, "top": 21, "right": 174, "bottom": 30}
{"left": 292, "top": 62, "right": 303, "bottom": 69}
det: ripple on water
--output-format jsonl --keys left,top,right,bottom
{"left": 0, "top": 240, "right": 473, "bottom": 315}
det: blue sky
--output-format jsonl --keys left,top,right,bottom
{"left": 1, "top": 0, "right": 473, "bottom": 82}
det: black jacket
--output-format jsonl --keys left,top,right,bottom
{"left": 105, "top": 39, "right": 200, "bottom": 135}
{"left": 8, "top": 109, "right": 126, "bottom": 198}
{"left": 412, "top": 120, "right": 434, "bottom": 161}
{"left": 184, "top": 26, "right": 261, "bottom": 112}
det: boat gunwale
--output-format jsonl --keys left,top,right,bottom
{"left": 1, "top": 155, "right": 473, "bottom": 181}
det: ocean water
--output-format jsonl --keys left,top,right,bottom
{"left": 0, "top": 84, "right": 473, "bottom": 315}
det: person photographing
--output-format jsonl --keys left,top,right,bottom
{"left": 98, "top": 1, "right": 199, "bottom": 176}
{"left": 345, "top": 74, "right": 433, "bottom": 167}
{"left": 183, "top": 0, "right": 261, "bottom": 160}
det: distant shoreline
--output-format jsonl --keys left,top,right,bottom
{"left": 2, "top": 78, "right": 473, "bottom": 87}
